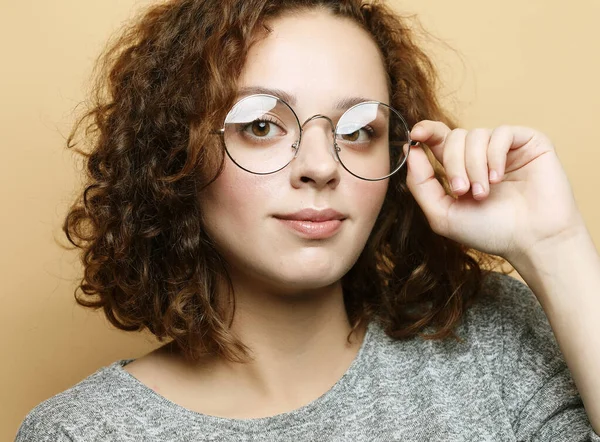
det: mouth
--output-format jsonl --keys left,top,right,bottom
{"left": 273, "top": 209, "right": 347, "bottom": 239}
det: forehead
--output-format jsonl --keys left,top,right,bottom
{"left": 237, "top": 9, "right": 390, "bottom": 112}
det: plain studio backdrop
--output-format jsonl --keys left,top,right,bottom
{"left": 1, "top": 0, "right": 599, "bottom": 439}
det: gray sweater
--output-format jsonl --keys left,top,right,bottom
{"left": 15, "top": 273, "right": 600, "bottom": 441}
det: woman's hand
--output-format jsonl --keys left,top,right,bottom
{"left": 405, "top": 121, "right": 587, "bottom": 263}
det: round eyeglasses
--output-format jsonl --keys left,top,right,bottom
{"left": 213, "top": 94, "right": 419, "bottom": 181}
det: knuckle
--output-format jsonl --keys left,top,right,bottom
{"left": 467, "top": 128, "right": 491, "bottom": 142}
{"left": 492, "top": 125, "right": 512, "bottom": 136}
{"left": 449, "top": 128, "right": 468, "bottom": 137}
{"left": 432, "top": 120, "right": 450, "bottom": 130}
{"left": 531, "top": 131, "right": 552, "bottom": 147}
{"left": 443, "top": 129, "right": 467, "bottom": 154}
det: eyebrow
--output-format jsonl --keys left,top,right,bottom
{"left": 236, "top": 86, "right": 379, "bottom": 110}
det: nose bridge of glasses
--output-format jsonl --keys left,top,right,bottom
{"left": 301, "top": 114, "right": 335, "bottom": 132}
{"left": 295, "top": 114, "right": 338, "bottom": 159}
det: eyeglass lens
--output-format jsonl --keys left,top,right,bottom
{"left": 222, "top": 94, "right": 410, "bottom": 180}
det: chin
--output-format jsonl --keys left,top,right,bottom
{"left": 280, "top": 273, "right": 341, "bottom": 291}
{"left": 266, "top": 259, "right": 352, "bottom": 292}
{"left": 225, "top": 246, "right": 363, "bottom": 293}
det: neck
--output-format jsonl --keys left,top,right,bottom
{"left": 230, "top": 279, "right": 356, "bottom": 353}
{"left": 180, "top": 277, "right": 368, "bottom": 414}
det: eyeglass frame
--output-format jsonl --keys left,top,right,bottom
{"left": 211, "top": 93, "right": 420, "bottom": 182}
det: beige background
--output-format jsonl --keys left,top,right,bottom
{"left": 2, "top": 0, "right": 598, "bottom": 439}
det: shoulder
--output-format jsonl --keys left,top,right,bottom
{"left": 15, "top": 360, "right": 135, "bottom": 441}
{"left": 463, "top": 271, "right": 557, "bottom": 346}
{"left": 468, "top": 271, "right": 539, "bottom": 318}
{"left": 460, "top": 271, "right": 567, "bottom": 383}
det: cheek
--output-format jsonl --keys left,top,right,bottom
{"left": 198, "top": 162, "right": 271, "bottom": 245}
{"left": 351, "top": 180, "right": 388, "bottom": 225}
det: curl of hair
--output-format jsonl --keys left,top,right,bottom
{"left": 63, "top": 0, "right": 510, "bottom": 363}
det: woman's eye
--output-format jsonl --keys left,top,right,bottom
{"left": 243, "top": 120, "right": 283, "bottom": 138}
{"left": 340, "top": 127, "right": 374, "bottom": 142}
{"left": 342, "top": 130, "right": 360, "bottom": 142}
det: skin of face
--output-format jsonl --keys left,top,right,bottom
{"left": 199, "top": 9, "right": 391, "bottom": 297}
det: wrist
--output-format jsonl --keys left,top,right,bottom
{"left": 507, "top": 219, "right": 591, "bottom": 272}
{"left": 506, "top": 223, "right": 598, "bottom": 302}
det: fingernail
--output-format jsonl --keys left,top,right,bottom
{"left": 451, "top": 177, "right": 467, "bottom": 192}
{"left": 489, "top": 169, "right": 498, "bottom": 181}
{"left": 472, "top": 183, "right": 484, "bottom": 196}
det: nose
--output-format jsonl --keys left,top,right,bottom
{"left": 289, "top": 115, "right": 340, "bottom": 189}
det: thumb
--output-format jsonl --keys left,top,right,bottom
{"left": 405, "top": 143, "right": 453, "bottom": 235}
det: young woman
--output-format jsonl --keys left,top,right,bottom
{"left": 16, "top": 0, "right": 600, "bottom": 440}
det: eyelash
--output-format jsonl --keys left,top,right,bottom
{"left": 360, "top": 126, "right": 375, "bottom": 136}
{"left": 239, "top": 116, "right": 283, "bottom": 135}
{"left": 338, "top": 125, "right": 376, "bottom": 140}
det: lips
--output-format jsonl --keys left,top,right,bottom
{"left": 275, "top": 208, "right": 346, "bottom": 222}
{"left": 274, "top": 209, "right": 346, "bottom": 239}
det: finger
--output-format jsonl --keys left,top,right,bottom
{"left": 410, "top": 120, "right": 452, "bottom": 162}
{"left": 406, "top": 143, "right": 454, "bottom": 236}
{"left": 442, "top": 129, "right": 470, "bottom": 196}
{"left": 486, "top": 126, "right": 513, "bottom": 182}
{"left": 465, "top": 128, "right": 492, "bottom": 199}
{"left": 505, "top": 125, "right": 542, "bottom": 150}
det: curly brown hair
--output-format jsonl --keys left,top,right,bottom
{"left": 63, "top": 0, "right": 509, "bottom": 364}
